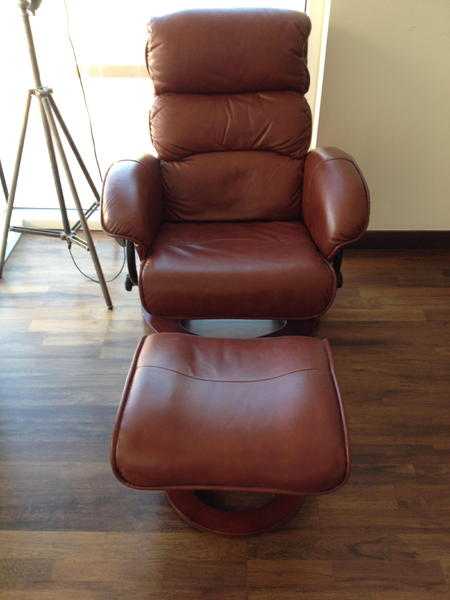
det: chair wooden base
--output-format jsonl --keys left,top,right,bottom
{"left": 142, "top": 308, "right": 318, "bottom": 337}
{"left": 166, "top": 490, "right": 305, "bottom": 536}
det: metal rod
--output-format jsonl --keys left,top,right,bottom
{"left": 20, "top": 1, "right": 43, "bottom": 90}
{"left": 71, "top": 199, "right": 99, "bottom": 233}
{"left": 48, "top": 95, "right": 100, "bottom": 201}
{"left": 10, "top": 226, "right": 61, "bottom": 238}
{"left": 0, "top": 160, "right": 8, "bottom": 201}
{"left": 0, "top": 91, "right": 32, "bottom": 278}
{"left": 21, "top": 2, "right": 71, "bottom": 234}
{"left": 12, "top": 227, "right": 64, "bottom": 233}
{"left": 36, "top": 94, "right": 72, "bottom": 234}
{"left": 42, "top": 98, "right": 113, "bottom": 309}
{"left": 69, "top": 235, "right": 89, "bottom": 250}
{"left": 12, "top": 206, "right": 91, "bottom": 211}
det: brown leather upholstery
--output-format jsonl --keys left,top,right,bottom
{"left": 101, "top": 9, "right": 369, "bottom": 320}
{"left": 146, "top": 9, "right": 311, "bottom": 95}
{"left": 101, "top": 157, "right": 162, "bottom": 251}
{"left": 160, "top": 151, "right": 304, "bottom": 223}
{"left": 303, "top": 147, "right": 370, "bottom": 259}
{"left": 140, "top": 222, "right": 336, "bottom": 319}
{"left": 111, "top": 333, "right": 350, "bottom": 496}
{"left": 149, "top": 10, "right": 312, "bottom": 223}
{"left": 151, "top": 91, "right": 311, "bottom": 161}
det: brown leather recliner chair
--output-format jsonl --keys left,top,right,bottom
{"left": 102, "top": 9, "right": 369, "bottom": 328}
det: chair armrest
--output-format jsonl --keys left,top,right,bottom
{"left": 101, "top": 156, "right": 163, "bottom": 251}
{"left": 302, "top": 147, "right": 370, "bottom": 259}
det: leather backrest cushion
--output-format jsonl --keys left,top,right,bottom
{"left": 151, "top": 92, "right": 311, "bottom": 161}
{"left": 147, "top": 9, "right": 311, "bottom": 95}
{"left": 147, "top": 9, "right": 312, "bottom": 222}
{"left": 162, "top": 151, "right": 303, "bottom": 222}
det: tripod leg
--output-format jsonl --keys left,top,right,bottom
{"left": 42, "top": 98, "right": 113, "bottom": 310}
{"left": 37, "top": 96, "right": 72, "bottom": 234}
{"left": 0, "top": 160, "right": 8, "bottom": 201}
{"left": 48, "top": 95, "right": 100, "bottom": 201}
{"left": 0, "top": 91, "right": 32, "bottom": 278}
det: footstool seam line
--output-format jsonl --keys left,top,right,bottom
{"left": 110, "top": 335, "right": 148, "bottom": 487}
{"left": 133, "top": 364, "right": 321, "bottom": 383}
{"left": 103, "top": 480, "right": 345, "bottom": 496}
{"left": 322, "top": 338, "right": 352, "bottom": 490}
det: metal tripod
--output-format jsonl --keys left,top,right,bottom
{"left": 0, "top": 161, "right": 8, "bottom": 201}
{"left": 0, "top": 0, "right": 112, "bottom": 309}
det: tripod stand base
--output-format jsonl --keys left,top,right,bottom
{"left": 0, "top": 88, "right": 113, "bottom": 309}
{"left": 0, "top": 4, "right": 112, "bottom": 307}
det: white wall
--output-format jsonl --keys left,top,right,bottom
{"left": 317, "top": 0, "right": 450, "bottom": 230}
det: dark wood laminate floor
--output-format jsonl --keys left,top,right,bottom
{"left": 1, "top": 234, "right": 449, "bottom": 599}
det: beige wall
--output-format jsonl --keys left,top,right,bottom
{"left": 317, "top": 0, "right": 450, "bottom": 230}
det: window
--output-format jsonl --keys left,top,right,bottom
{"left": 0, "top": 1, "right": 310, "bottom": 219}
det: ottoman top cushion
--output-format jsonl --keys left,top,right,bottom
{"left": 112, "top": 333, "right": 350, "bottom": 495}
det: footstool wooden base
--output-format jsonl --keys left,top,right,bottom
{"left": 111, "top": 334, "right": 350, "bottom": 536}
{"left": 167, "top": 490, "right": 305, "bottom": 536}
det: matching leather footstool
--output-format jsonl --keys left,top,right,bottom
{"left": 111, "top": 333, "right": 350, "bottom": 535}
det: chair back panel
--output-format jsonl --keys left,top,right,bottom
{"left": 147, "top": 9, "right": 312, "bottom": 222}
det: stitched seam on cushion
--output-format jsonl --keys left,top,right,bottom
{"left": 325, "top": 160, "right": 370, "bottom": 259}
{"left": 303, "top": 154, "right": 370, "bottom": 259}
{"left": 135, "top": 364, "right": 320, "bottom": 383}
{"left": 305, "top": 156, "right": 354, "bottom": 200}
{"left": 139, "top": 247, "right": 337, "bottom": 320}
{"left": 151, "top": 85, "right": 311, "bottom": 98}
{"left": 101, "top": 159, "right": 158, "bottom": 249}
{"left": 159, "top": 147, "right": 308, "bottom": 162}
{"left": 153, "top": 94, "right": 312, "bottom": 161}
{"left": 136, "top": 257, "right": 152, "bottom": 313}
{"left": 309, "top": 231, "right": 338, "bottom": 313}
{"left": 321, "top": 339, "right": 351, "bottom": 490}
{"left": 110, "top": 479, "right": 346, "bottom": 497}
{"left": 110, "top": 336, "right": 148, "bottom": 486}
{"left": 304, "top": 155, "right": 360, "bottom": 211}
{"left": 101, "top": 163, "right": 146, "bottom": 248}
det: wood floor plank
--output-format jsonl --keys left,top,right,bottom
{"left": 247, "top": 559, "right": 447, "bottom": 592}
{"left": 0, "top": 531, "right": 246, "bottom": 562}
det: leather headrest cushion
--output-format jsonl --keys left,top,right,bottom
{"left": 147, "top": 9, "right": 311, "bottom": 95}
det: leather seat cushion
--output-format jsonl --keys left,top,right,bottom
{"left": 111, "top": 333, "right": 350, "bottom": 495}
{"left": 140, "top": 221, "right": 336, "bottom": 319}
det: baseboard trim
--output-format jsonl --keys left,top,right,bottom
{"left": 20, "top": 209, "right": 102, "bottom": 230}
{"left": 352, "top": 231, "right": 450, "bottom": 250}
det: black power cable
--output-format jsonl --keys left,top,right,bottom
{"left": 68, "top": 242, "right": 125, "bottom": 283}
{"left": 63, "top": 0, "right": 125, "bottom": 283}
{"left": 63, "top": 0, "right": 102, "bottom": 181}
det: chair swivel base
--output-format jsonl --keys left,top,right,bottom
{"left": 142, "top": 307, "right": 318, "bottom": 337}
{"left": 166, "top": 490, "right": 305, "bottom": 536}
